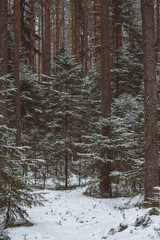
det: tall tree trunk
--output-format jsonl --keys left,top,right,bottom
{"left": 100, "top": 0, "right": 112, "bottom": 197}
{"left": 141, "top": 0, "right": 159, "bottom": 202}
{"left": 74, "top": 0, "right": 78, "bottom": 56}
{"left": 0, "top": 0, "right": 8, "bottom": 191}
{"left": 30, "top": 0, "right": 36, "bottom": 72}
{"left": 56, "top": 0, "right": 59, "bottom": 56}
{"left": 62, "top": 0, "right": 65, "bottom": 50}
{"left": 8, "top": 0, "right": 11, "bottom": 23}
{"left": 38, "top": 0, "right": 41, "bottom": 81}
{"left": 71, "top": 0, "right": 75, "bottom": 55}
{"left": 0, "top": 0, "right": 8, "bottom": 126}
{"left": 41, "top": 0, "right": 45, "bottom": 81}
{"left": 44, "top": 0, "right": 51, "bottom": 78}
{"left": 94, "top": 0, "right": 101, "bottom": 65}
{"left": 84, "top": 0, "right": 88, "bottom": 74}
{"left": 14, "top": 0, "right": 21, "bottom": 146}
{"left": 156, "top": 0, "right": 160, "bottom": 54}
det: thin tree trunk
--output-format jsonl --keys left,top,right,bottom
{"left": 32, "top": 2, "right": 36, "bottom": 72}
{"left": 74, "top": 0, "right": 78, "bottom": 56}
{"left": 41, "top": 0, "right": 44, "bottom": 81}
{"left": 71, "top": 0, "right": 74, "bottom": 55}
{"left": 38, "top": 0, "right": 41, "bottom": 81}
{"left": 94, "top": 0, "right": 101, "bottom": 65}
{"left": 156, "top": 0, "right": 160, "bottom": 54}
{"left": 44, "top": 0, "right": 51, "bottom": 78}
{"left": 8, "top": 0, "right": 11, "bottom": 23}
{"left": 84, "top": 0, "right": 88, "bottom": 74}
{"left": 56, "top": 0, "right": 59, "bottom": 56}
{"left": 62, "top": 0, "right": 65, "bottom": 50}
{"left": 0, "top": 0, "right": 8, "bottom": 192}
{"left": 65, "top": 78, "right": 68, "bottom": 189}
{"left": 30, "top": 1, "right": 36, "bottom": 72}
{"left": 14, "top": 0, "right": 21, "bottom": 146}
{"left": 0, "top": 0, "right": 8, "bottom": 126}
{"left": 100, "top": 0, "right": 112, "bottom": 197}
{"left": 141, "top": 0, "right": 159, "bottom": 202}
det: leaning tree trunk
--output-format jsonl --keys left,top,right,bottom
{"left": 100, "top": 0, "right": 112, "bottom": 197}
{"left": 141, "top": 0, "right": 159, "bottom": 202}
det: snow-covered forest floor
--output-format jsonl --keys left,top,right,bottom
{"left": 8, "top": 187, "right": 160, "bottom": 240}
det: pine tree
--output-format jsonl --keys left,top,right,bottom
{"left": 100, "top": 0, "right": 112, "bottom": 196}
{"left": 0, "top": 0, "right": 8, "bottom": 200}
{"left": 14, "top": 0, "right": 21, "bottom": 146}
{"left": 141, "top": 0, "right": 159, "bottom": 203}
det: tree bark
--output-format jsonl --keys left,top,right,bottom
{"left": 0, "top": 0, "right": 8, "bottom": 126}
{"left": 156, "top": 0, "right": 160, "bottom": 54}
{"left": 100, "top": 0, "right": 112, "bottom": 197}
{"left": 38, "top": 0, "right": 41, "bottom": 81}
{"left": 44, "top": 0, "right": 51, "bottom": 78}
{"left": 62, "top": 0, "right": 65, "bottom": 50}
{"left": 56, "top": 0, "right": 59, "bottom": 56}
{"left": 14, "top": 0, "right": 21, "bottom": 146}
{"left": 41, "top": 0, "right": 45, "bottom": 81}
{"left": 141, "top": 0, "right": 159, "bottom": 202}
{"left": 0, "top": 0, "right": 8, "bottom": 191}
{"left": 71, "top": 0, "right": 74, "bottom": 55}
{"left": 84, "top": 0, "right": 88, "bottom": 74}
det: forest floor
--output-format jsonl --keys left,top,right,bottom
{"left": 8, "top": 187, "right": 160, "bottom": 240}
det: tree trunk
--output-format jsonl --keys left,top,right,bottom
{"left": 29, "top": 0, "right": 36, "bottom": 72}
{"left": 100, "top": 0, "right": 112, "bottom": 197}
{"left": 74, "top": 0, "right": 78, "bottom": 56}
{"left": 38, "top": 0, "right": 41, "bottom": 81}
{"left": 156, "top": 0, "right": 160, "bottom": 54}
{"left": 71, "top": 0, "right": 74, "bottom": 55}
{"left": 14, "top": 0, "right": 21, "bottom": 146}
{"left": 62, "top": 0, "right": 65, "bottom": 50}
{"left": 44, "top": 0, "right": 51, "bottom": 78}
{"left": 94, "top": 0, "right": 101, "bottom": 65}
{"left": 41, "top": 0, "right": 45, "bottom": 81}
{"left": 0, "top": 0, "right": 8, "bottom": 126}
{"left": 8, "top": 0, "right": 11, "bottom": 23}
{"left": 141, "top": 0, "right": 159, "bottom": 202}
{"left": 56, "top": 0, "right": 59, "bottom": 56}
{"left": 0, "top": 0, "right": 8, "bottom": 192}
{"left": 84, "top": 0, "right": 88, "bottom": 74}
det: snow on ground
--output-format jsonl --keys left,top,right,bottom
{"left": 8, "top": 187, "right": 160, "bottom": 240}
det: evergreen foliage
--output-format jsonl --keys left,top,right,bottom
{"left": 42, "top": 53, "right": 89, "bottom": 187}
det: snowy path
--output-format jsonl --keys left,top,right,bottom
{"left": 9, "top": 187, "right": 160, "bottom": 240}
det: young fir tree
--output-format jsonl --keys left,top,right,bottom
{"left": 42, "top": 53, "right": 88, "bottom": 188}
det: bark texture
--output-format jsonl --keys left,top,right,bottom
{"left": 0, "top": 0, "right": 8, "bottom": 126}
{"left": 100, "top": 0, "right": 112, "bottom": 197}
{"left": 0, "top": 0, "right": 8, "bottom": 195}
{"left": 14, "top": 0, "right": 21, "bottom": 146}
{"left": 141, "top": 0, "right": 159, "bottom": 201}
{"left": 44, "top": 0, "right": 51, "bottom": 77}
{"left": 56, "top": 0, "right": 59, "bottom": 56}
{"left": 84, "top": 0, "right": 88, "bottom": 74}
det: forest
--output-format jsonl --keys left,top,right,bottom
{"left": 0, "top": 0, "right": 160, "bottom": 239}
